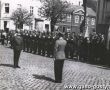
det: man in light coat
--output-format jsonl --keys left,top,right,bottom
{"left": 54, "top": 32, "right": 67, "bottom": 83}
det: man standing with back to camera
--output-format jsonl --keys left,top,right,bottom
{"left": 12, "top": 30, "right": 23, "bottom": 68}
{"left": 54, "top": 32, "right": 67, "bottom": 83}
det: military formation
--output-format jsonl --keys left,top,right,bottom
{"left": 0, "top": 30, "right": 110, "bottom": 65}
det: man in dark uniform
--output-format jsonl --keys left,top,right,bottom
{"left": 33, "top": 33, "right": 38, "bottom": 54}
{"left": 38, "top": 33, "right": 42, "bottom": 55}
{"left": 1, "top": 31, "right": 5, "bottom": 45}
{"left": 29, "top": 32, "right": 34, "bottom": 53}
{"left": 40, "top": 33, "right": 45, "bottom": 56}
{"left": 47, "top": 34, "right": 51, "bottom": 57}
{"left": 54, "top": 32, "right": 67, "bottom": 83}
{"left": 65, "top": 35, "right": 70, "bottom": 58}
{"left": 25, "top": 31, "right": 29, "bottom": 52}
{"left": 12, "top": 30, "right": 23, "bottom": 68}
{"left": 22, "top": 31, "right": 26, "bottom": 51}
{"left": 51, "top": 36, "right": 56, "bottom": 57}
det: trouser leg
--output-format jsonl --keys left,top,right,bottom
{"left": 14, "top": 50, "right": 21, "bottom": 67}
{"left": 54, "top": 60, "right": 64, "bottom": 82}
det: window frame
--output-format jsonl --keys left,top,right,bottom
{"left": 75, "top": 15, "right": 79, "bottom": 23}
{"left": 5, "top": 3, "right": 9, "bottom": 13}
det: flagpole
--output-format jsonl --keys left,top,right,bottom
{"left": 83, "top": 0, "right": 87, "bottom": 33}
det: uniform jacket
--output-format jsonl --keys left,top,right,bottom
{"left": 12, "top": 34, "right": 23, "bottom": 51}
{"left": 54, "top": 37, "right": 67, "bottom": 60}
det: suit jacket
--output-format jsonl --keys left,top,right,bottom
{"left": 54, "top": 37, "right": 67, "bottom": 60}
{"left": 12, "top": 34, "right": 23, "bottom": 51}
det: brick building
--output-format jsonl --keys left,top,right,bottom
{"left": 56, "top": 5, "right": 96, "bottom": 34}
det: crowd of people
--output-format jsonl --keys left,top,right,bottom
{"left": 0, "top": 29, "right": 110, "bottom": 65}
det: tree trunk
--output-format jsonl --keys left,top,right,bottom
{"left": 51, "top": 18, "right": 57, "bottom": 32}
{"left": 51, "top": 24, "right": 55, "bottom": 32}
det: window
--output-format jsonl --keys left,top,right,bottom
{"left": 75, "top": 15, "right": 79, "bottom": 23}
{"left": 45, "top": 24, "right": 49, "bottom": 32}
{"left": 4, "top": 21, "right": 7, "bottom": 29}
{"left": 17, "top": 4, "right": 22, "bottom": 8}
{"left": 30, "top": 23, "right": 33, "bottom": 30}
{"left": 18, "top": 23, "right": 23, "bottom": 29}
{"left": 63, "top": 27, "right": 66, "bottom": 32}
{"left": 86, "top": 18, "right": 90, "bottom": 25}
{"left": 62, "top": 14, "right": 67, "bottom": 21}
{"left": 67, "top": 14, "right": 71, "bottom": 22}
{"left": 30, "top": 6, "right": 34, "bottom": 15}
{"left": 80, "top": 16, "right": 84, "bottom": 23}
{"left": 91, "top": 18, "right": 95, "bottom": 25}
{"left": 5, "top": 3, "right": 9, "bottom": 13}
{"left": 67, "top": 27, "right": 71, "bottom": 32}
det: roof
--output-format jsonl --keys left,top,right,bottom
{"left": 65, "top": 5, "right": 96, "bottom": 17}
{"left": 65, "top": 5, "right": 82, "bottom": 13}
{"left": 86, "top": 7, "right": 96, "bottom": 17}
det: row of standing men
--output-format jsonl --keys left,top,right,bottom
{"left": 0, "top": 30, "right": 109, "bottom": 65}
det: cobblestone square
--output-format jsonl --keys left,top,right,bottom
{"left": 0, "top": 45, "right": 110, "bottom": 90}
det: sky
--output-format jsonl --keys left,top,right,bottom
{"left": 66, "top": 0, "right": 83, "bottom": 5}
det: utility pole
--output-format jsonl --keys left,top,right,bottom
{"left": 83, "top": 0, "right": 87, "bottom": 32}
{"left": 80, "top": 0, "right": 87, "bottom": 33}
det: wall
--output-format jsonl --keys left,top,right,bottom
{"left": 0, "top": 0, "right": 50, "bottom": 32}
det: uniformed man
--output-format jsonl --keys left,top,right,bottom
{"left": 65, "top": 34, "right": 70, "bottom": 58}
{"left": 25, "top": 31, "right": 29, "bottom": 52}
{"left": 12, "top": 30, "right": 23, "bottom": 68}
{"left": 42, "top": 34, "right": 46, "bottom": 56}
{"left": 38, "top": 33, "right": 42, "bottom": 55}
{"left": 33, "top": 33, "right": 38, "bottom": 54}
{"left": 54, "top": 32, "right": 67, "bottom": 83}
{"left": 47, "top": 34, "right": 51, "bottom": 57}
{"left": 22, "top": 31, "right": 26, "bottom": 51}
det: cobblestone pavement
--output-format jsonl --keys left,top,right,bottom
{"left": 1, "top": 45, "right": 110, "bottom": 90}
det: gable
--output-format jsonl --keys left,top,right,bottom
{"left": 73, "top": 9, "right": 84, "bottom": 15}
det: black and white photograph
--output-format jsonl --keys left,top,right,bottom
{"left": 0, "top": 0, "right": 110, "bottom": 90}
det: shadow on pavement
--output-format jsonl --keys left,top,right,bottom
{"left": 33, "top": 74, "right": 55, "bottom": 82}
{"left": 0, "top": 64, "right": 14, "bottom": 68}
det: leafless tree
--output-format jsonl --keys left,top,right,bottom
{"left": 11, "top": 8, "right": 34, "bottom": 30}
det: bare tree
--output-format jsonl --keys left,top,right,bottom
{"left": 38, "top": 0, "right": 69, "bottom": 32}
{"left": 11, "top": 8, "right": 33, "bottom": 30}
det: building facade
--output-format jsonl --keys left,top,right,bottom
{"left": 0, "top": 0, "right": 51, "bottom": 32}
{"left": 56, "top": 5, "right": 96, "bottom": 34}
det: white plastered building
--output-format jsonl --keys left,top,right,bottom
{"left": 0, "top": 0, "right": 51, "bottom": 32}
